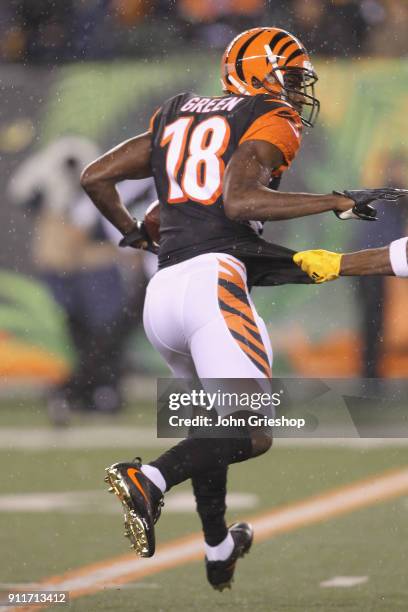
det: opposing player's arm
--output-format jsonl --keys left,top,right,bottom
{"left": 293, "top": 238, "right": 408, "bottom": 283}
{"left": 80, "top": 132, "right": 152, "bottom": 235}
{"left": 340, "top": 245, "right": 400, "bottom": 276}
{"left": 223, "top": 139, "right": 353, "bottom": 222}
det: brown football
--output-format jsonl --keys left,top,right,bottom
{"left": 144, "top": 200, "right": 160, "bottom": 244}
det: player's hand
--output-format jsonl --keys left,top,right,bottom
{"left": 118, "top": 221, "right": 159, "bottom": 254}
{"left": 332, "top": 188, "right": 408, "bottom": 221}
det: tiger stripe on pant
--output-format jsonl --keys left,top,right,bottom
{"left": 217, "top": 258, "right": 272, "bottom": 378}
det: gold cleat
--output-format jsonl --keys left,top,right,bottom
{"left": 104, "top": 461, "right": 163, "bottom": 558}
{"left": 123, "top": 509, "right": 149, "bottom": 556}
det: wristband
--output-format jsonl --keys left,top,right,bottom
{"left": 389, "top": 237, "right": 408, "bottom": 277}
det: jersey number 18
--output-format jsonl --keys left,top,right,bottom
{"left": 160, "top": 116, "right": 230, "bottom": 205}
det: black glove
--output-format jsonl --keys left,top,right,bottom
{"left": 333, "top": 188, "right": 408, "bottom": 221}
{"left": 118, "top": 221, "right": 158, "bottom": 254}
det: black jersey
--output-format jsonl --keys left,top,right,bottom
{"left": 149, "top": 91, "right": 310, "bottom": 287}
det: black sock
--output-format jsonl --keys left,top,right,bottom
{"left": 192, "top": 467, "right": 228, "bottom": 546}
{"left": 150, "top": 432, "right": 252, "bottom": 490}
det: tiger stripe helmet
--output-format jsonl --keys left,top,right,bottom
{"left": 221, "top": 27, "right": 320, "bottom": 127}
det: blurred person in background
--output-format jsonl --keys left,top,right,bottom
{"left": 354, "top": 151, "right": 408, "bottom": 378}
{"left": 73, "top": 0, "right": 153, "bottom": 60}
{"left": 177, "top": 0, "right": 264, "bottom": 49}
{"left": 6, "top": 0, "right": 75, "bottom": 63}
{"left": 8, "top": 136, "right": 156, "bottom": 425}
{"left": 110, "top": 0, "right": 152, "bottom": 24}
{"left": 287, "top": 0, "right": 367, "bottom": 56}
{"left": 365, "top": 0, "right": 408, "bottom": 57}
{"left": 0, "top": 4, "right": 25, "bottom": 61}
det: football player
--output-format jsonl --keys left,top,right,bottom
{"left": 81, "top": 27, "right": 408, "bottom": 590}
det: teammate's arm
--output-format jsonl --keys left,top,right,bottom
{"left": 80, "top": 132, "right": 152, "bottom": 235}
{"left": 223, "top": 139, "right": 355, "bottom": 221}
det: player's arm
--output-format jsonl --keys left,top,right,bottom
{"left": 224, "top": 140, "right": 407, "bottom": 222}
{"left": 293, "top": 238, "right": 408, "bottom": 283}
{"left": 223, "top": 139, "right": 353, "bottom": 221}
{"left": 340, "top": 247, "right": 394, "bottom": 276}
{"left": 80, "top": 132, "right": 152, "bottom": 235}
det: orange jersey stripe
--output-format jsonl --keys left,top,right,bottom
{"left": 148, "top": 107, "right": 161, "bottom": 133}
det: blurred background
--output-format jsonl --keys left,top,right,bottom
{"left": 1, "top": 0, "right": 408, "bottom": 424}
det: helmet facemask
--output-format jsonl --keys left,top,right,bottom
{"left": 259, "top": 66, "right": 320, "bottom": 128}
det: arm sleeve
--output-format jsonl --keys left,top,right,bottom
{"left": 239, "top": 109, "right": 302, "bottom": 170}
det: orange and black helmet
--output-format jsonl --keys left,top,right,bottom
{"left": 221, "top": 27, "right": 320, "bottom": 127}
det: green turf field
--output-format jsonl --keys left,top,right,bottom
{"left": 1, "top": 399, "right": 408, "bottom": 611}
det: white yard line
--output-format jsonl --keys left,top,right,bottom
{"left": 0, "top": 427, "right": 169, "bottom": 450}
{"left": 1, "top": 427, "right": 408, "bottom": 450}
{"left": 320, "top": 576, "right": 369, "bottom": 588}
{"left": 0, "top": 490, "right": 258, "bottom": 513}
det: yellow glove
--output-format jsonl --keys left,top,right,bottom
{"left": 293, "top": 249, "right": 343, "bottom": 284}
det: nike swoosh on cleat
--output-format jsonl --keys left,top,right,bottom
{"left": 127, "top": 468, "right": 149, "bottom": 503}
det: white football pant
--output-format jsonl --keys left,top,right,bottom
{"left": 143, "top": 253, "right": 272, "bottom": 379}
